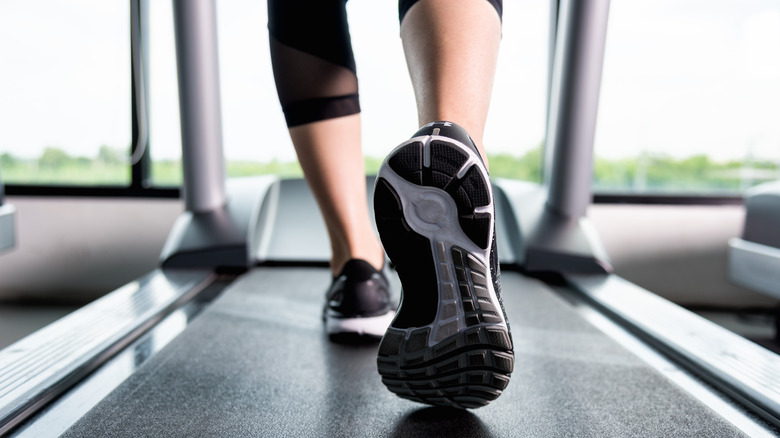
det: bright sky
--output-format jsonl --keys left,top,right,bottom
{"left": 146, "top": 0, "right": 550, "bottom": 162}
{"left": 596, "top": 0, "right": 780, "bottom": 162}
{"left": 0, "top": 0, "right": 779, "bottom": 164}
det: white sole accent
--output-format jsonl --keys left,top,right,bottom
{"left": 325, "top": 311, "right": 396, "bottom": 338}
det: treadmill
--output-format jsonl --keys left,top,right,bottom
{"left": 1, "top": 0, "right": 779, "bottom": 436}
{"left": 0, "top": 164, "right": 16, "bottom": 257}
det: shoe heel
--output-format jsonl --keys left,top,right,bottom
{"left": 374, "top": 125, "right": 514, "bottom": 408}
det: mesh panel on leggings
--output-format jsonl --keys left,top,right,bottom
{"left": 399, "top": 0, "right": 503, "bottom": 23}
{"left": 268, "top": 0, "right": 360, "bottom": 127}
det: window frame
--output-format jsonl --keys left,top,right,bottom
{"left": 1, "top": 0, "right": 175, "bottom": 198}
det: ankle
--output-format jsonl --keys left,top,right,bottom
{"left": 330, "top": 246, "right": 385, "bottom": 276}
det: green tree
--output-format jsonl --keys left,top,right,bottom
{"left": 39, "top": 147, "right": 71, "bottom": 169}
{"left": 0, "top": 152, "right": 17, "bottom": 169}
{"left": 487, "top": 144, "right": 543, "bottom": 182}
{"left": 97, "top": 145, "right": 126, "bottom": 166}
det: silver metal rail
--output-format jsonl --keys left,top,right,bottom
{"left": 544, "top": 0, "right": 610, "bottom": 218}
{"left": 569, "top": 274, "right": 780, "bottom": 428}
{"left": 0, "top": 269, "right": 215, "bottom": 435}
{"left": 172, "top": 0, "right": 227, "bottom": 213}
{"left": 11, "top": 297, "right": 209, "bottom": 437}
{"left": 501, "top": 0, "right": 612, "bottom": 274}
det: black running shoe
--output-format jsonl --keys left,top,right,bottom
{"left": 373, "top": 121, "right": 514, "bottom": 409}
{"left": 323, "top": 259, "right": 396, "bottom": 338}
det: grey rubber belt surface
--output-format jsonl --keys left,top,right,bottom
{"left": 62, "top": 268, "right": 744, "bottom": 437}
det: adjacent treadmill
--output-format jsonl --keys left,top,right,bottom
{"left": 1, "top": 0, "right": 778, "bottom": 436}
{"left": 0, "top": 164, "right": 16, "bottom": 256}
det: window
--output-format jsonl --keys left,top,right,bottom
{"left": 484, "top": 1, "right": 549, "bottom": 183}
{"left": 0, "top": 1, "right": 131, "bottom": 186}
{"left": 1, "top": 0, "right": 549, "bottom": 191}
{"left": 594, "top": 0, "right": 780, "bottom": 195}
{"left": 146, "top": 0, "right": 182, "bottom": 187}
{"left": 146, "top": 0, "right": 549, "bottom": 186}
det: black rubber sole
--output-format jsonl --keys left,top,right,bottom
{"left": 374, "top": 129, "right": 514, "bottom": 409}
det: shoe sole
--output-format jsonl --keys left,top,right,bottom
{"left": 374, "top": 131, "right": 514, "bottom": 409}
{"left": 325, "top": 310, "right": 396, "bottom": 338}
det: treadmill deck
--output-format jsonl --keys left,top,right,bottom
{"left": 62, "top": 268, "right": 745, "bottom": 437}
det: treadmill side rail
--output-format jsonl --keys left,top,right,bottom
{"left": 0, "top": 204, "right": 16, "bottom": 255}
{"left": 570, "top": 274, "right": 780, "bottom": 428}
{"left": 0, "top": 269, "right": 215, "bottom": 435}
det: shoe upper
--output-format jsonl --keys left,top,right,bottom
{"left": 324, "top": 259, "right": 393, "bottom": 319}
{"left": 412, "top": 121, "right": 482, "bottom": 160}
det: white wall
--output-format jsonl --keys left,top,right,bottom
{"left": 0, "top": 197, "right": 182, "bottom": 302}
{"left": 589, "top": 204, "right": 776, "bottom": 307}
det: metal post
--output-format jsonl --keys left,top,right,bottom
{"left": 544, "top": 0, "right": 610, "bottom": 218}
{"left": 546, "top": 0, "right": 560, "bottom": 108}
{"left": 172, "top": 0, "right": 227, "bottom": 213}
{"left": 130, "top": 0, "right": 151, "bottom": 188}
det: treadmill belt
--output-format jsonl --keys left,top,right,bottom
{"left": 62, "top": 268, "right": 744, "bottom": 437}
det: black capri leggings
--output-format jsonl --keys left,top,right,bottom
{"left": 268, "top": 0, "right": 502, "bottom": 127}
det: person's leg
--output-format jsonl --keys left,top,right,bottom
{"left": 268, "top": 0, "right": 393, "bottom": 339}
{"left": 268, "top": 0, "right": 383, "bottom": 276}
{"left": 289, "top": 116, "right": 384, "bottom": 275}
{"left": 400, "top": 0, "right": 502, "bottom": 166}
{"left": 374, "top": 0, "right": 511, "bottom": 409}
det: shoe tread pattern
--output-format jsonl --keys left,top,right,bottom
{"left": 375, "top": 136, "right": 514, "bottom": 409}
